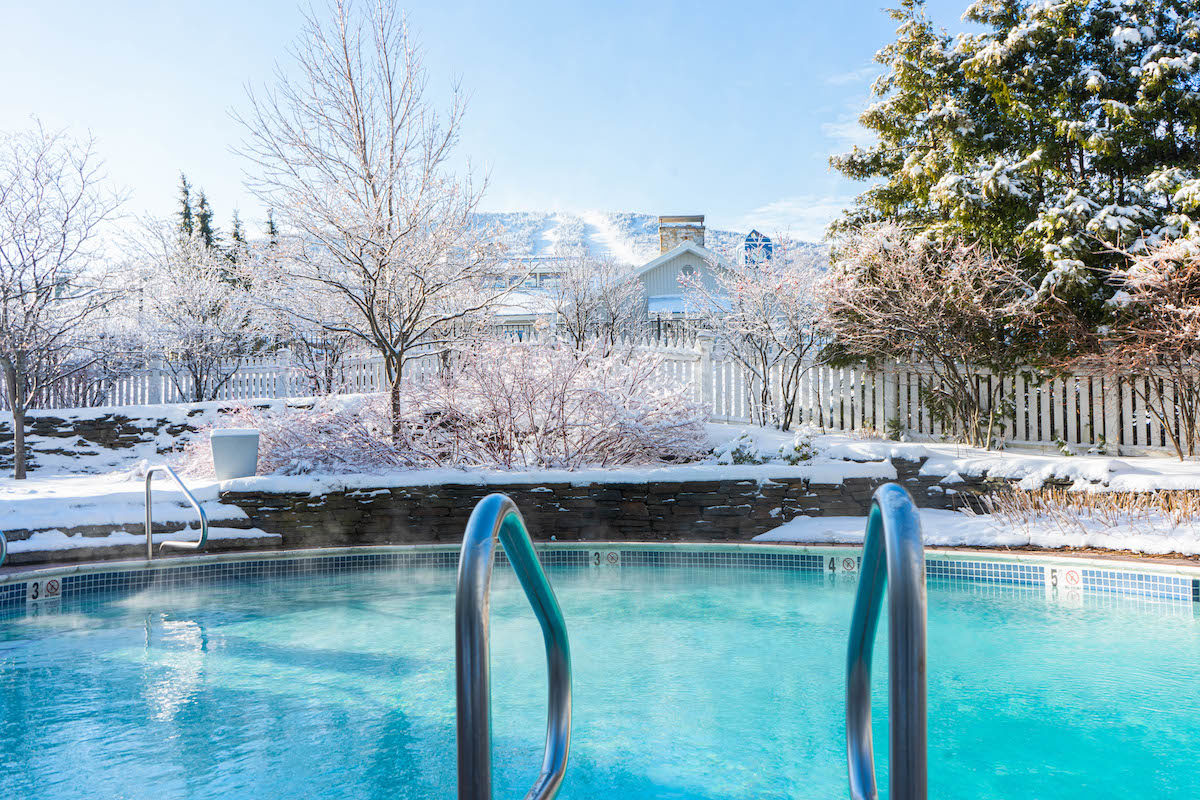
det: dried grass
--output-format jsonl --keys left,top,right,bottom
{"left": 969, "top": 486, "right": 1200, "bottom": 539}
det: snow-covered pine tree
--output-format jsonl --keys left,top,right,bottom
{"left": 178, "top": 173, "right": 194, "bottom": 237}
{"left": 832, "top": 0, "right": 1200, "bottom": 332}
{"left": 194, "top": 189, "right": 218, "bottom": 249}
{"left": 228, "top": 210, "right": 247, "bottom": 265}
{"left": 231, "top": 210, "right": 245, "bottom": 246}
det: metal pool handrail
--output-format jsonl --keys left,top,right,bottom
{"left": 144, "top": 464, "right": 209, "bottom": 560}
{"left": 0, "top": 528, "right": 6, "bottom": 567}
{"left": 456, "top": 493, "right": 572, "bottom": 800}
{"left": 846, "top": 482, "right": 927, "bottom": 800}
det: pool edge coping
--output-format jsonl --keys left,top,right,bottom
{"left": 4, "top": 540, "right": 1200, "bottom": 585}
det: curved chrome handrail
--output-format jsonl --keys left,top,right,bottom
{"left": 456, "top": 493, "right": 571, "bottom": 800}
{"left": 846, "top": 482, "right": 927, "bottom": 800}
{"left": 0, "top": 528, "right": 6, "bottom": 567}
{"left": 144, "top": 464, "right": 209, "bottom": 560}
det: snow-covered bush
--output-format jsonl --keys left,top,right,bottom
{"left": 777, "top": 434, "right": 817, "bottom": 465}
{"left": 394, "top": 342, "right": 708, "bottom": 469}
{"left": 712, "top": 429, "right": 818, "bottom": 466}
{"left": 1079, "top": 235, "right": 1200, "bottom": 459}
{"left": 178, "top": 398, "right": 406, "bottom": 476}
{"left": 823, "top": 224, "right": 1036, "bottom": 448}
{"left": 713, "top": 432, "right": 768, "bottom": 465}
{"left": 180, "top": 343, "right": 709, "bottom": 474}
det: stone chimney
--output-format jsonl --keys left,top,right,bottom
{"left": 658, "top": 215, "right": 705, "bottom": 253}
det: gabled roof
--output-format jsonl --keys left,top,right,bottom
{"left": 628, "top": 240, "right": 727, "bottom": 280}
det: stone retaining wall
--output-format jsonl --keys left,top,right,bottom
{"left": 0, "top": 411, "right": 204, "bottom": 472}
{"left": 221, "top": 458, "right": 1013, "bottom": 548}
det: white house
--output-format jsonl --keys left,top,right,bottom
{"left": 632, "top": 215, "right": 726, "bottom": 320}
{"left": 490, "top": 214, "right": 731, "bottom": 335}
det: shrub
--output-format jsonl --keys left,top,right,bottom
{"left": 713, "top": 432, "right": 768, "bottom": 465}
{"left": 395, "top": 342, "right": 709, "bottom": 469}
{"left": 180, "top": 343, "right": 709, "bottom": 474}
{"left": 777, "top": 434, "right": 817, "bottom": 465}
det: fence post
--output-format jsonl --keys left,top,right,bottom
{"left": 883, "top": 361, "right": 897, "bottom": 434}
{"left": 1102, "top": 375, "right": 1121, "bottom": 454}
{"left": 696, "top": 332, "right": 715, "bottom": 412}
{"left": 146, "top": 358, "right": 164, "bottom": 405}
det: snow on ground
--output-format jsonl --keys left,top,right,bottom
{"left": 704, "top": 422, "right": 1200, "bottom": 492}
{"left": 0, "top": 470, "right": 232, "bottom": 533}
{"left": 755, "top": 508, "right": 1200, "bottom": 557}
{"left": 8, "top": 527, "right": 276, "bottom": 554}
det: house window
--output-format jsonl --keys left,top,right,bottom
{"left": 680, "top": 265, "right": 695, "bottom": 277}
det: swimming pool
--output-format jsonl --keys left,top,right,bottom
{"left": 0, "top": 543, "right": 1197, "bottom": 799}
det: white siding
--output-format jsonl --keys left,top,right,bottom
{"left": 639, "top": 251, "right": 721, "bottom": 297}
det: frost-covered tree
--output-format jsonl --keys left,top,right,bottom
{"left": 1074, "top": 236, "right": 1200, "bottom": 459}
{"left": 684, "top": 238, "right": 825, "bottom": 430}
{"left": 822, "top": 224, "right": 1042, "bottom": 447}
{"left": 547, "top": 249, "right": 645, "bottom": 348}
{"left": 832, "top": 0, "right": 1200, "bottom": 331}
{"left": 0, "top": 122, "right": 123, "bottom": 478}
{"left": 236, "top": 0, "right": 510, "bottom": 431}
{"left": 131, "top": 221, "right": 259, "bottom": 402}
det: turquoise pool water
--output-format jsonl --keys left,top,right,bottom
{"left": 0, "top": 563, "right": 1197, "bottom": 799}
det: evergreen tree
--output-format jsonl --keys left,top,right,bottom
{"left": 178, "top": 173, "right": 194, "bottom": 237}
{"left": 831, "top": 0, "right": 1200, "bottom": 329}
{"left": 227, "top": 211, "right": 247, "bottom": 265}
{"left": 230, "top": 211, "right": 245, "bottom": 245}
{"left": 195, "top": 190, "right": 218, "bottom": 249}
{"left": 265, "top": 208, "right": 278, "bottom": 246}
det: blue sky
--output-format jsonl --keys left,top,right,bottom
{"left": 0, "top": 0, "right": 972, "bottom": 241}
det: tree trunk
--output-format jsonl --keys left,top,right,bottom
{"left": 386, "top": 354, "right": 404, "bottom": 444}
{"left": 1, "top": 362, "right": 27, "bottom": 480}
{"left": 390, "top": 374, "right": 403, "bottom": 443}
{"left": 12, "top": 406, "right": 26, "bottom": 480}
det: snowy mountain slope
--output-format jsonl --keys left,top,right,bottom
{"left": 476, "top": 210, "right": 823, "bottom": 264}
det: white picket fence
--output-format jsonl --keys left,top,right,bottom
{"left": 13, "top": 337, "right": 1193, "bottom": 455}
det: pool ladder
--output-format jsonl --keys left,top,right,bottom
{"left": 453, "top": 485, "right": 926, "bottom": 800}
{"left": 455, "top": 493, "right": 571, "bottom": 800}
{"left": 144, "top": 464, "right": 209, "bottom": 560}
{"left": 847, "top": 483, "right": 928, "bottom": 800}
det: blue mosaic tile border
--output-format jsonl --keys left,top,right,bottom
{"left": 0, "top": 582, "right": 26, "bottom": 609}
{"left": 1, "top": 547, "right": 1198, "bottom": 610}
{"left": 926, "top": 559, "right": 1045, "bottom": 587}
{"left": 1081, "top": 568, "right": 1191, "bottom": 601}
{"left": 494, "top": 549, "right": 590, "bottom": 568}
{"left": 619, "top": 549, "right": 825, "bottom": 572}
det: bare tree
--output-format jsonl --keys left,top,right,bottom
{"left": 129, "top": 221, "right": 259, "bottom": 402}
{"left": 258, "top": 281, "right": 363, "bottom": 395}
{"left": 0, "top": 122, "right": 122, "bottom": 478}
{"left": 821, "top": 223, "right": 1037, "bottom": 448}
{"left": 547, "top": 248, "right": 645, "bottom": 348}
{"left": 236, "top": 0, "right": 512, "bottom": 432}
{"left": 684, "top": 237, "right": 825, "bottom": 430}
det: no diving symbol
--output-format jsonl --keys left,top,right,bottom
{"left": 842, "top": 558, "right": 857, "bottom": 572}
{"left": 28, "top": 578, "right": 61, "bottom": 603}
{"left": 1063, "top": 569, "right": 1081, "bottom": 588}
{"left": 605, "top": 552, "right": 619, "bottom": 566}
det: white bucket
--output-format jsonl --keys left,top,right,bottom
{"left": 210, "top": 428, "right": 260, "bottom": 481}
